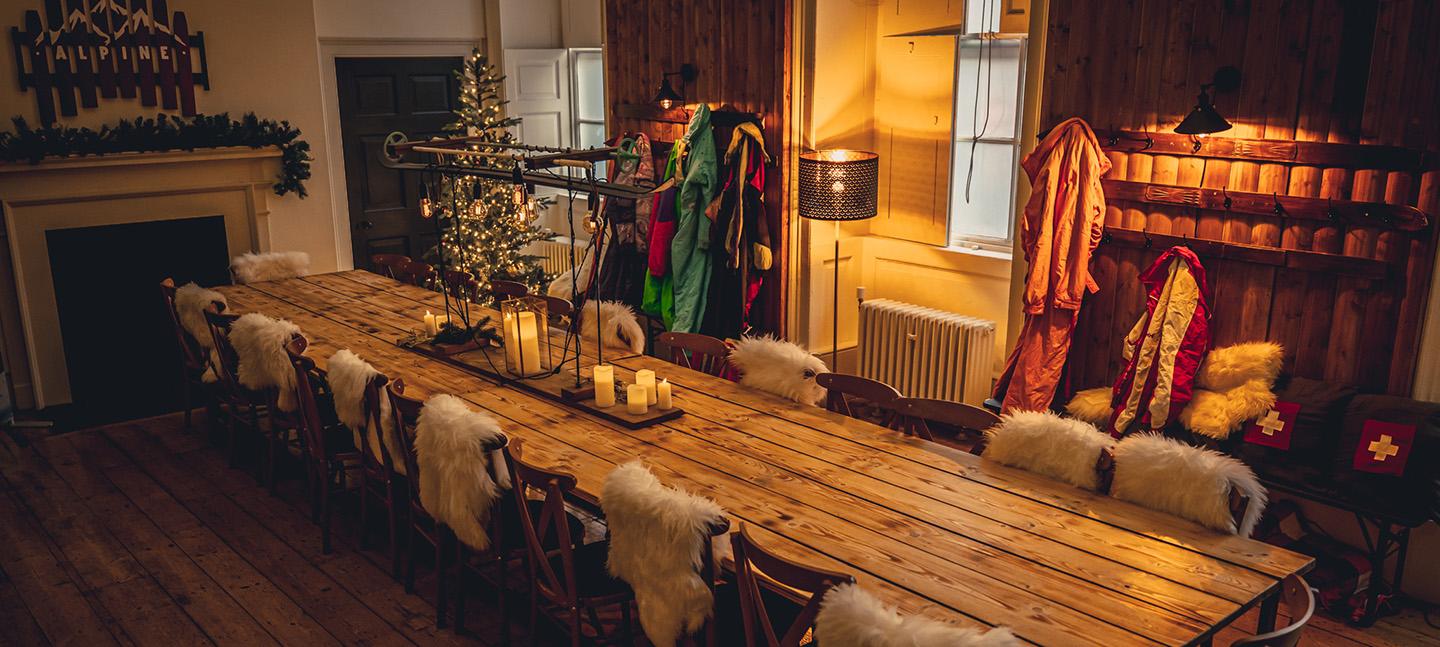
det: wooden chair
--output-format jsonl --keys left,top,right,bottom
{"left": 730, "top": 523, "right": 855, "bottom": 647}
{"left": 354, "top": 370, "right": 404, "bottom": 579}
{"left": 816, "top": 373, "right": 901, "bottom": 427}
{"left": 490, "top": 279, "right": 530, "bottom": 306}
{"left": 889, "top": 397, "right": 1000, "bottom": 449}
{"left": 658, "top": 331, "right": 732, "bottom": 378}
{"left": 371, "top": 253, "right": 412, "bottom": 279}
{"left": 504, "top": 445, "right": 635, "bottom": 646}
{"left": 203, "top": 310, "right": 264, "bottom": 468}
{"left": 443, "top": 269, "right": 481, "bottom": 302}
{"left": 542, "top": 295, "right": 574, "bottom": 329}
{"left": 286, "top": 339, "right": 361, "bottom": 554}
{"left": 393, "top": 260, "right": 438, "bottom": 287}
{"left": 159, "top": 278, "right": 222, "bottom": 432}
{"left": 1232, "top": 575, "right": 1314, "bottom": 647}
{"left": 388, "top": 381, "right": 455, "bottom": 627}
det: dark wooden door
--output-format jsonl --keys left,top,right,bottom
{"left": 336, "top": 57, "right": 462, "bottom": 269}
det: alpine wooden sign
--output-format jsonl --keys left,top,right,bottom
{"left": 8, "top": 0, "right": 210, "bottom": 125}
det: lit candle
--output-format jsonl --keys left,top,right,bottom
{"left": 635, "top": 369, "right": 657, "bottom": 405}
{"left": 516, "top": 311, "right": 542, "bottom": 375}
{"left": 423, "top": 311, "right": 438, "bottom": 336}
{"left": 593, "top": 365, "right": 615, "bottom": 408}
{"left": 656, "top": 378, "right": 672, "bottom": 410}
{"left": 502, "top": 312, "right": 520, "bottom": 367}
{"left": 627, "top": 384, "right": 648, "bottom": 415}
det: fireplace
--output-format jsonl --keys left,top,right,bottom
{"left": 46, "top": 216, "right": 231, "bottom": 425}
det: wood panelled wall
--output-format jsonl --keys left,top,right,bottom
{"left": 1043, "top": 0, "right": 1440, "bottom": 395}
{"left": 602, "top": 0, "right": 793, "bottom": 335}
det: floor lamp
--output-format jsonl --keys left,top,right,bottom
{"left": 798, "top": 150, "right": 879, "bottom": 370}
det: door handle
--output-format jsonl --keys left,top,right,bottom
{"left": 357, "top": 220, "right": 375, "bottom": 230}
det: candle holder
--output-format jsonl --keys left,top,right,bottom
{"left": 500, "top": 296, "right": 551, "bottom": 377}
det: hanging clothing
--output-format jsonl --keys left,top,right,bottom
{"left": 1107, "top": 246, "right": 1211, "bottom": 436}
{"left": 594, "top": 133, "right": 655, "bottom": 307}
{"left": 994, "top": 117, "right": 1111, "bottom": 414}
{"left": 642, "top": 146, "right": 683, "bottom": 328}
{"left": 701, "top": 122, "right": 771, "bottom": 339}
{"left": 668, "top": 105, "right": 720, "bottom": 334}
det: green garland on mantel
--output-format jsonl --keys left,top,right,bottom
{"left": 0, "top": 113, "right": 313, "bottom": 197}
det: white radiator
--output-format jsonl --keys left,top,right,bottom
{"left": 857, "top": 298, "right": 996, "bottom": 406}
{"left": 529, "top": 238, "right": 582, "bottom": 277}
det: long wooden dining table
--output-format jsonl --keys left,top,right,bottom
{"left": 213, "top": 270, "right": 1313, "bottom": 646}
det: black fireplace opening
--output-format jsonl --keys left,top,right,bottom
{"left": 47, "top": 216, "right": 231, "bottom": 427}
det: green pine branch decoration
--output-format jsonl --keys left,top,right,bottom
{"left": 0, "top": 113, "right": 313, "bottom": 197}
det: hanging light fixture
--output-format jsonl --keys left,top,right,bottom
{"left": 653, "top": 64, "right": 699, "bottom": 110}
{"left": 1175, "top": 66, "right": 1242, "bottom": 136}
{"left": 470, "top": 180, "right": 485, "bottom": 216}
{"left": 418, "top": 180, "right": 434, "bottom": 219}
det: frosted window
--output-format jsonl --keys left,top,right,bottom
{"left": 949, "top": 142, "right": 1016, "bottom": 242}
{"left": 948, "top": 35, "right": 1025, "bottom": 249}
{"left": 574, "top": 51, "right": 605, "bottom": 123}
{"left": 953, "top": 40, "right": 1022, "bottom": 139}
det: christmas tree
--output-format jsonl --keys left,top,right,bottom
{"left": 431, "top": 49, "right": 553, "bottom": 300}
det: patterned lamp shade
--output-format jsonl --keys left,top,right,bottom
{"left": 798, "top": 150, "right": 880, "bottom": 221}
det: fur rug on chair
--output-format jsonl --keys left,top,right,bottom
{"left": 580, "top": 299, "right": 645, "bottom": 355}
{"left": 817, "top": 583, "right": 1017, "bottom": 647}
{"left": 602, "top": 461, "right": 725, "bottom": 647}
{"left": 982, "top": 410, "right": 1115, "bottom": 490}
{"left": 726, "top": 335, "right": 828, "bottom": 406}
{"left": 228, "top": 313, "right": 303, "bottom": 412}
{"left": 547, "top": 247, "right": 598, "bottom": 301}
{"left": 1111, "top": 433, "right": 1267, "bottom": 536}
{"left": 1179, "top": 341, "right": 1283, "bottom": 439}
{"left": 414, "top": 394, "right": 509, "bottom": 550}
{"left": 173, "top": 282, "right": 227, "bottom": 382}
{"left": 231, "top": 251, "right": 310, "bottom": 283}
{"left": 328, "top": 350, "right": 402, "bottom": 475}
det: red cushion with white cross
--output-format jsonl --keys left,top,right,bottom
{"left": 1244, "top": 401, "right": 1300, "bottom": 450}
{"left": 1351, "top": 420, "right": 1415, "bottom": 476}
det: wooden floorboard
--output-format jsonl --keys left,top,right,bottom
{"left": 3, "top": 408, "right": 1436, "bottom": 647}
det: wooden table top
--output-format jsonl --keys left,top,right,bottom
{"left": 214, "top": 271, "right": 1313, "bottom": 646}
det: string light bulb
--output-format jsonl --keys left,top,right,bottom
{"left": 470, "top": 180, "right": 486, "bottom": 216}
{"left": 418, "top": 181, "right": 434, "bottom": 219}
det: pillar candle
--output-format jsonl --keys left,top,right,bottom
{"left": 516, "top": 311, "right": 542, "bottom": 375}
{"left": 656, "top": 378, "right": 672, "bottom": 410}
{"left": 423, "top": 311, "right": 438, "bottom": 336}
{"left": 626, "top": 384, "right": 648, "bottom": 415}
{"left": 502, "top": 312, "right": 520, "bottom": 368}
{"left": 593, "top": 365, "right": 615, "bottom": 408}
{"left": 635, "top": 369, "right": 657, "bottom": 405}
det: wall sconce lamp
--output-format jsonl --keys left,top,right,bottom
{"left": 654, "top": 64, "right": 699, "bottom": 110}
{"left": 1175, "top": 66, "right": 1242, "bottom": 139}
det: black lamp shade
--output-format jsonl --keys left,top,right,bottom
{"left": 798, "top": 150, "right": 880, "bottom": 221}
{"left": 654, "top": 77, "right": 683, "bottom": 110}
{"left": 1174, "top": 92, "right": 1233, "bottom": 135}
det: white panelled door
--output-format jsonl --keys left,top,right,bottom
{"left": 503, "top": 49, "right": 572, "bottom": 148}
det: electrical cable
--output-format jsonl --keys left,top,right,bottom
{"left": 964, "top": 0, "right": 997, "bottom": 203}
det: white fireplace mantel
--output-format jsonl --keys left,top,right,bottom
{"left": 0, "top": 147, "right": 282, "bottom": 408}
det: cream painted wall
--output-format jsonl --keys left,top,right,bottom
{"left": 313, "top": 0, "right": 487, "bottom": 40}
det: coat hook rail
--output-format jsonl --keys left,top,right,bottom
{"left": 1101, "top": 179, "right": 1429, "bottom": 231}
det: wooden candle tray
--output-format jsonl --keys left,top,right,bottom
{"left": 398, "top": 339, "right": 683, "bottom": 429}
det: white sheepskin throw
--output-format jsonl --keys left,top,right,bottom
{"left": 1179, "top": 342, "right": 1283, "bottom": 439}
{"left": 1111, "top": 434, "right": 1267, "bottom": 537}
{"left": 228, "top": 313, "right": 304, "bottom": 412}
{"left": 816, "top": 583, "right": 1018, "bottom": 647}
{"left": 727, "top": 335, "right": 828, "bottom": 406}
{"left": 414, "top": 394, "right": 510, "bottom": 550}
{"left": 580, "top": 300, "right": 645, "bottom": 355}
{"left": 173, "top": 282, "right": 227, "bottom": 382}
{"left": 231, "top": 251, "right": 310, "bottom": 283}
{"left": 547, "top": 244, "right": 600, "bottom": 300}
{"left": 982, "top": 410, "right": 1115, "bottom": 490}
{"left": 602, "top": 462, "right": 725, "bottom": 647}
{"left": 1065, "top": 387, "right": 1113, "bottom": 426}
{"left": 327, "top": 350, "right": 402, "bottom": 475}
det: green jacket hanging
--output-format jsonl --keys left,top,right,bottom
{"left": 641, "top": 144, "right": 683, "bottom": 327}
{"left": 668, "top": 104, "right": 719, "bottom": 334}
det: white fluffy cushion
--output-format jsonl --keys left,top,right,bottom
{"left": 414, "top": 394, "right": 510, "bottom": 550}
{"left": 1180, "top": 342, "right": 1284, "bottom": 440}
{"left": 982, "top": 410, "right": 1115, "bottom": 490}
{"left": 328, "top": 350, "right": 402, "bottom": 475}
{"left": 727, "top": 335, "right": 828, "bottom": 406}
{"left": 581, "top": 300, "right": 645, "bottom": 355}
{"left": 602, "top": 462, "right": 725, "bottom": 647}
{"left": 173, "top": 282, "right": 227, "bottom": 382}
{"left": 817, "top": 583, "right": 1018, "bottom": 647}
{"left": 227, "top": 313, "right": 304, "bottom": 412}
{"left": 1111, "top": 434, "right": 1267, "bottom": 537}
{"left": 231, "top": 251, "right": 310, "bottom": 283}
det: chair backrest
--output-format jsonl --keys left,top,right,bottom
{"left": 1231, "top": 575, "right": 1314, "bottom": 647}
{"left": 370, "top": 253, "right": 412, "bottom": 279}
{"left": 283, "top": 338, "right": 334, "bottom": 465}
{"left": 386, "top": 380, "right": 428, "bottom": 509}
{"left": 658, "top": 331, "right": 732, "bottom": 378}
{"left": 393, "top": 260, "right": 437, "bottom": 287}
{"left": 889, "top": 397, "right": 999, "bottom": 443}
{"left": 442, "top": 269, "right": 480, "bottom": 301}
{"left": 541, "top": 295, "right": 574, "bottom": 328}
{"left": 730, "top": 523, "right": 856, "bottom": 647}
{"left": 359, "top": 370, "right": 395, "bottom": 474}
{"left": 816, "top": 373, "right": 901, "bottom": 426}
{"left": 503, "top": 445, "right": 584, "bottom": 607}
{"left": 159, "top": 278, "right": 206, "bottom": 370}
{"left": 490, "top": 279, "right": 530, "bottom": 306}
{"left": 203, "top": 310, "right": 244, "bottom": 394}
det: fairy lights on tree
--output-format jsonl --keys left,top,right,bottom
{"left": 430, "top": 49, "right": 553, "bottom": 297}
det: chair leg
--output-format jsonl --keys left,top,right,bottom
{"left": 180, "top": 370, "right": 193, "bottom": 432}
{"left": 359, "top": 475, "right": 371, "bottom": 550}
{"left": 388, "top": 487, "right": 401, "bottom": 580}
{"left": 404, "top": 524, "right": 418, "bottom": 594}
{"left": 498, "top": 555, "right": 510, "bottom": 647}
{"left": 266, "top": 425, "right": 281, "bottom": 494}
{"left": 453, "top": 543, "right": 466, "bottom": 635}
{"left": 320, "top": 468, "right": 334, "bottom": 555}
{"left": 569, "top": 608, "right": 582, "bottom": 647}
{"left": 528, "top": 576, "right": 540, "bottom": 647}
{"left": 436, "top": 529, "right": 449, "bottom": 629}
{"left": 226, "top": 406, "right": 239, "bottom": 467}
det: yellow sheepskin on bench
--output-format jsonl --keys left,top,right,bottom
{"left": 1180, "top": 341, "right": 1283, "bottom": 439}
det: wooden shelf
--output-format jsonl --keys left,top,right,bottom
{"left": 1076, "top": 128, "right": 1439, "bottom": 172}
{"left": 1101, "top": 179, "right": 1429, "bottom": 231}
{"left": 1101, "top": 226, "right": 1393, "bottom": 281}
{"left": 615, "top": 103, "right": 693, "bottom": 124}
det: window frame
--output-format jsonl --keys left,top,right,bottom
{"left": 946, "top": 33, "right": 1027, "bottom": 255}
